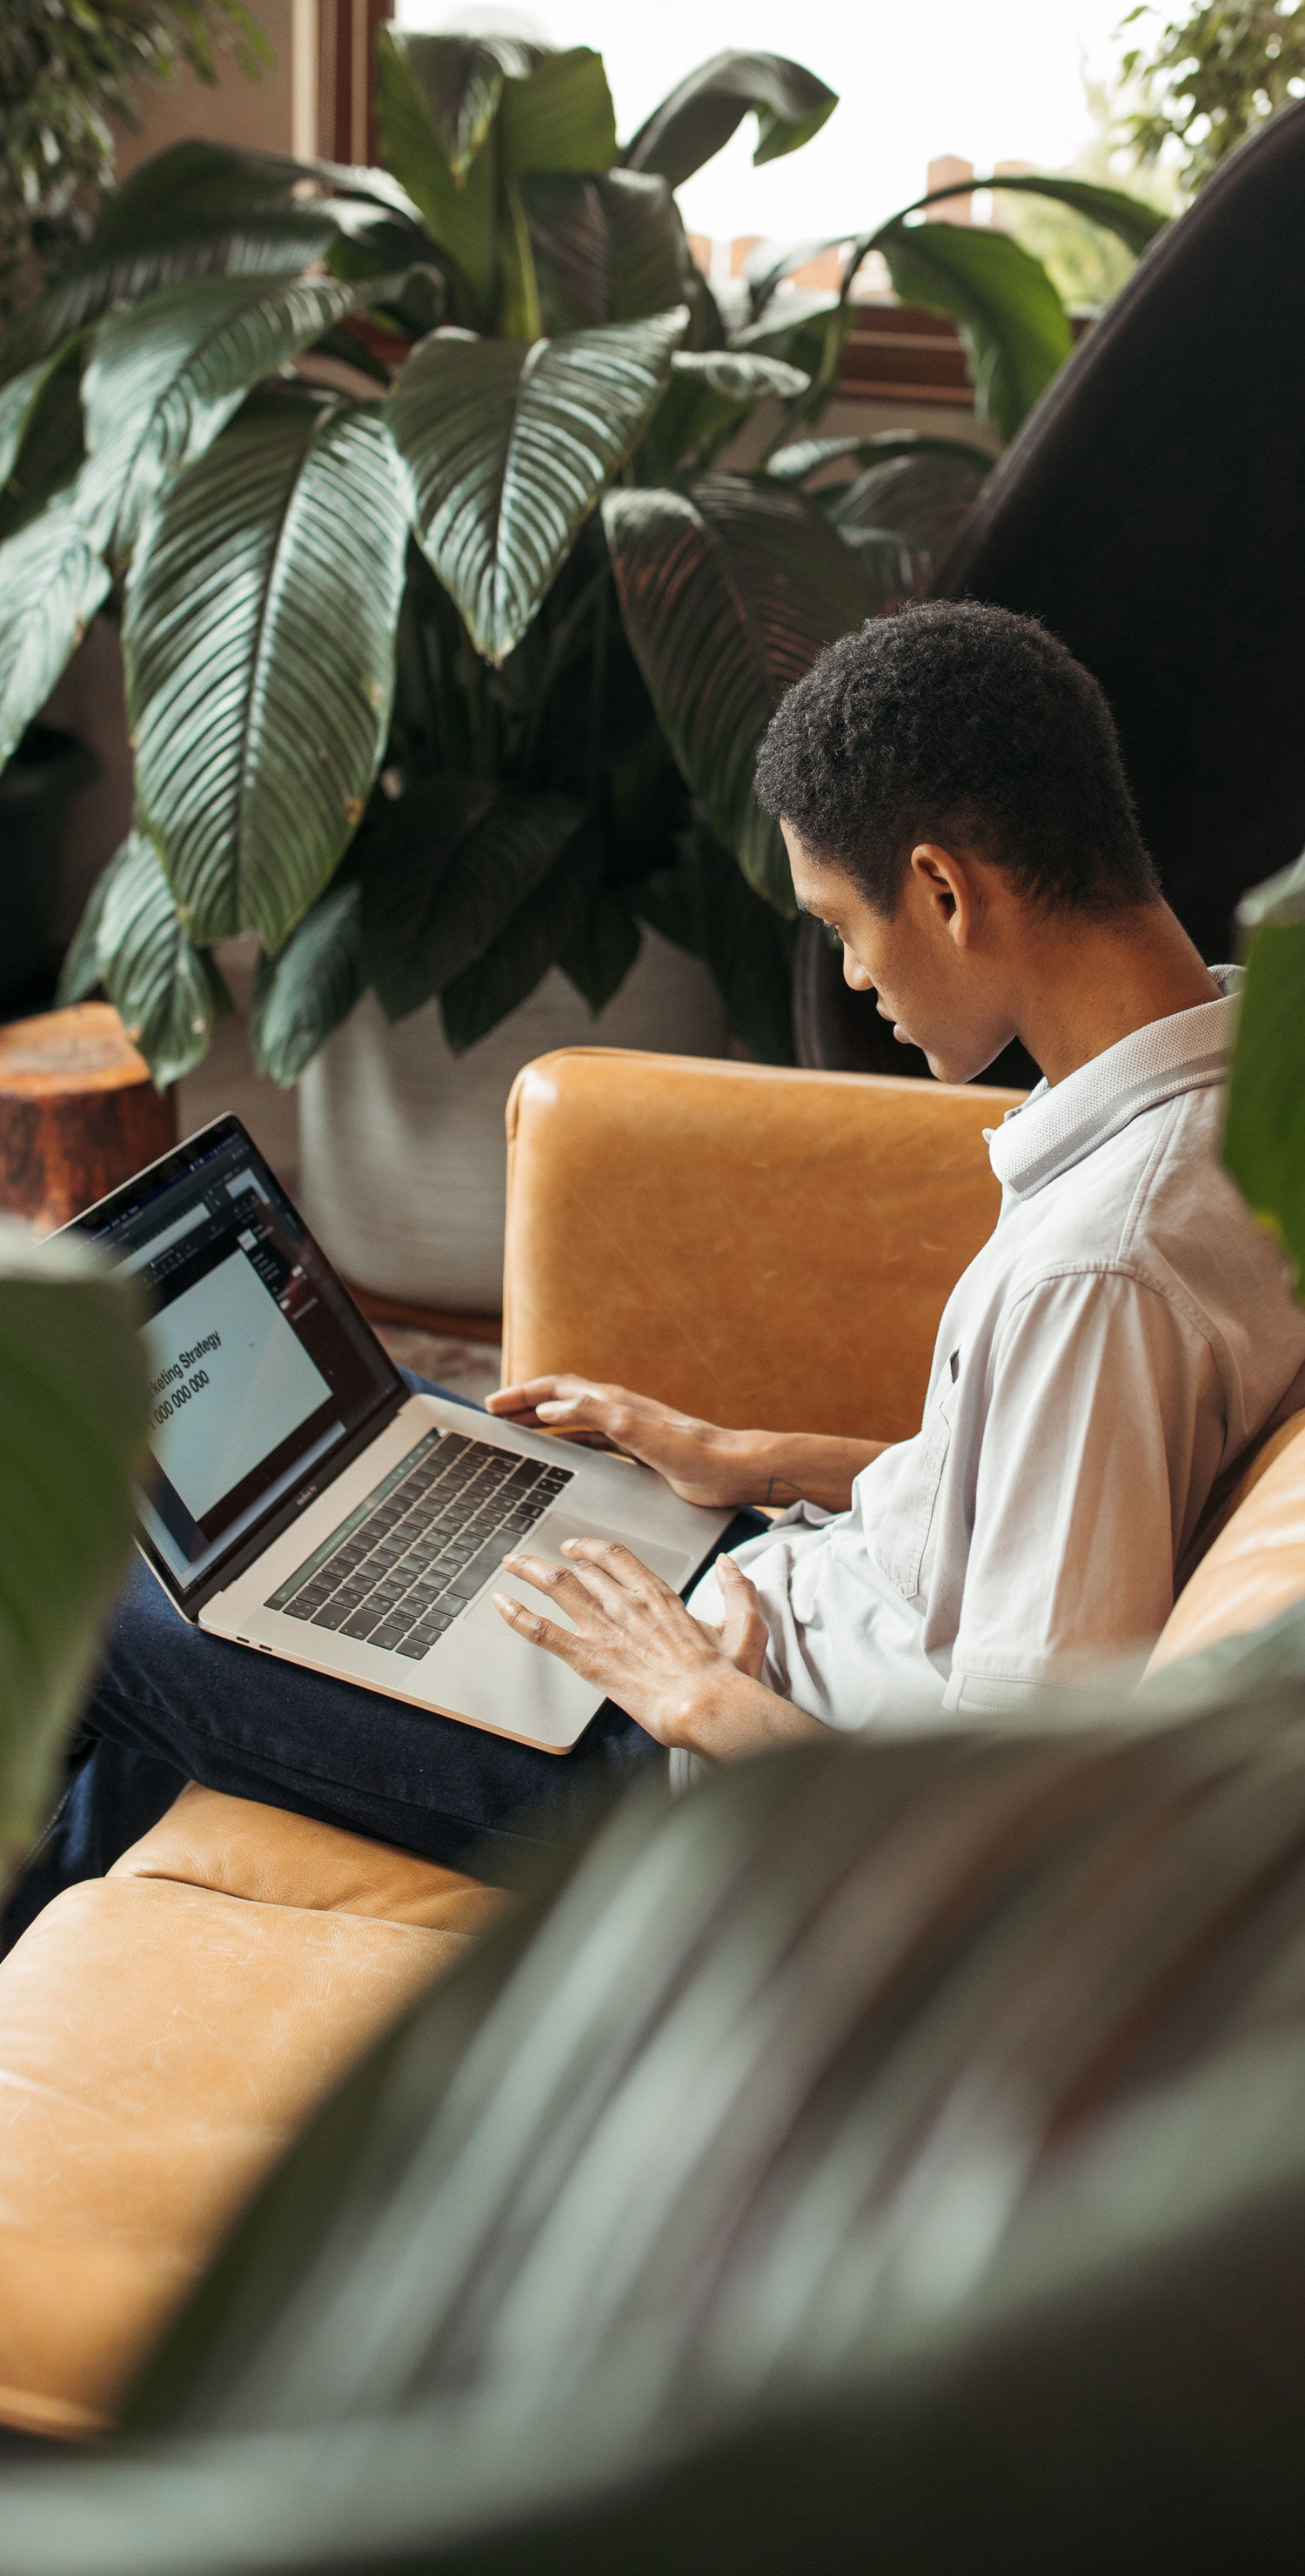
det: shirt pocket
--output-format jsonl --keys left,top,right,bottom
{"left": 874, "top": 1378, "right": 956, "bottom": 1601}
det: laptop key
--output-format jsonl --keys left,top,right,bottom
{"left": 405, "top": 1619, "right": 453, "bottom": 1651}
{"left": 342, "top": 1610, "right": 385, "bottom": 1640}
{"left": 309, "top": 1600, "right": 356, "bottom": 1631}
{"left": 445, "top": 1542, "right": 509, "bottom": 1601}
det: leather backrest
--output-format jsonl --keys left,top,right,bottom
{"left": 110, "top": 1784, "right": 509, "bottom": 1934}
{"left": 503, "top": 1049, "right": 1021, "bottom": 1443}
{"left": 1149, "top": 1410, "right": 1305, "bottom": 1671}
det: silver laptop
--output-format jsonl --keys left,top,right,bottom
{"left": 72, "top": 1116, "right": 731, "bottom": 1753}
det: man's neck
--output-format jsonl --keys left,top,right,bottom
{"left": 1014, "top": 903, "right": 1222, "bottom": 1089}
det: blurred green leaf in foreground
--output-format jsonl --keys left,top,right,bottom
{"left": 0, "top": 1222, "right": 149, "bottom": 1870}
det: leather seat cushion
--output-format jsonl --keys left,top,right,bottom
{"left": 111, "top": 1782, "right": 511, "bottom": 1932}
{"left": 0, "top": 1874, "right": 466, "bottom": 2437}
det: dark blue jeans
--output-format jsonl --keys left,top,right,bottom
{"left": 10, "top": 1378, "right": 762, "bottom": 1933}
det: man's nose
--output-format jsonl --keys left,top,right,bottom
{"left": 842, "top": 951, "right": 875, "bottom": 992}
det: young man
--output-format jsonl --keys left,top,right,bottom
{"left": 483, "top": 600, "right": 1305, "bottom": 1761}
{"left": 70, "top": 603, "right": 1305, "bottom": 1885}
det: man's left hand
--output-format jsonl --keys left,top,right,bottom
{"left": 493, "top": 1541, "right": 821, "bottom": 1759}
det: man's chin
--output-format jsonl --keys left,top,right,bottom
{"left": 923, "top": 1046, "right": 985, "bottom": 1085}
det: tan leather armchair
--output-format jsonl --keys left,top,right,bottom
{"left": 0, "top": 1046, "right": 1300, "bottom": 2441}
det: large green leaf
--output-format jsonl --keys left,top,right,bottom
{"left": 746, "top": 176, "right": 1162, "bottom": 327}
{"left": 728, "top": 290, "right": 854, "bottom": 426}
{"left": 88, "top": 138, "right": 322, "bottom": 249}
{"left": 819, "top": 449, "right": 992, "bottom": 608}
{"left": 0, "top": 498, "right": 110, "bottom": 768}
{"left": 24, "top": 139, "right": 435, "bottom": 357}
{"left": 603, "top": 173, "right": 691, "bottom": 320}
{"left": 498, "top": 48, "right": 619, "bottom": 177}
{"left": 80, "top": 270, "right": 415, "bottom": 562}
{"left": 388, "top": 35, "right": 535, "bottom": 181}
{"left": 0, "top": 352, "right": 68, "bottom": 490}
{"left": 622, "top": 50, "right": 838, "bottom": 188}
{"left": 0, "top": 145, "right": 381, "bottom": 386}
{"left": 439, "top": 827, "right": 606, "bottom": 1050}
{"left": 907, "top": 169, "right": 1168, "bottom": 257}
{"left": 125, "top": 391, "right": 410, "bottom": 950}
{"left": 391, "top": 310, "right": 686, "bottom": 665}
{"left": 0, "top": 1225, "right": 149, "bottom": 1867}
{"left": 0, "top": 346, "right": 86, "bottom": 544}
{"left": 250, "top": 876, "right": 365, "bottom": 1085}
{"left": 829, "top": 449, "right": 990, "bottom": 564}
{"left": 873, "top": 217, "right": 1072, "bottom": 441}
{"left": 1224, "top": 860, "right": 1305, "bottom": 1291}
{"left": 56, "top": 856, "right": 115, "bottom": 1008}
{"left": 375, "top": 29, "right": 500, "bottom": 318}
{"left": 766, "top": 430, "right": 994, "bottom": 485}
{"left": 641, "top": 350, "right": 810, "bottom": 479}
{"left": 360, "top": 776, "right": 587, "bottom": 1019}
{"left": 523, "top": 170, "right": 687, "bottom": 331}
{"left": 0, "top": 220, "right": 342, "bottom": 385}
{"left": 635, "top": 824, "right": 795, "bottom": 1061}
{"left": 557, "top": 890, "right": 641, "bottom": 1014}
{"left": 604, "top": 474, "right": 866, "bottom": 907}
{"left": 87, "top": 137, "right": 426, "bottom": 252}
{"left": 67, "top": 831, "right": 231, "bottom": 1087}
{"left": 490, "top": 51, "right": 620, "bottom": 339}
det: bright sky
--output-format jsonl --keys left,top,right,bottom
{"left": 392, "top": 0, "right": 1137, "bottom": 241}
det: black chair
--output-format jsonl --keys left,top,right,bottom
{"left": 797, "top": 99, "right": 1305, "bottom": 1079}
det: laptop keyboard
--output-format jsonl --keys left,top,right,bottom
{"left": 267, "top": 1429, "right": 573, "bottom": 1661}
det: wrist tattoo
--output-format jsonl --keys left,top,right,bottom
{"left": 763, "top": 1476, "right": 800, "bottom": 1506}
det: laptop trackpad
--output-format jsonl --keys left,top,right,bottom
{"left": 463, "top": 1517, "right": 689, "bottom": 1634}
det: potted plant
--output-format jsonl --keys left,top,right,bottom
{"left": 0, "top": 31, "right": 1161, "bottom": 1304}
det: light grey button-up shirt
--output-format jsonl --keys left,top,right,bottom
{"left": 688, "top": 968, "right": 1305, "bottom": 1732}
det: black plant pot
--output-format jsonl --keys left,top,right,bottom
{"left": 0, "top": 724, "right": 98, "bottom": 1018}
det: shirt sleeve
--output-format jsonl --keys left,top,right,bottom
{"left": 944, "top": 1267, "right": 1222, "bottom": 1716}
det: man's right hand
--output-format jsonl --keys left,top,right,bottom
{"left": 486, "top": 1375, "right": 887, "bottom": 1515}
{"left": 486, "top": 1376, "right": 753, "bottom": 1508}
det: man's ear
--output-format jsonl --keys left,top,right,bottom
{"left": 909, "top": 842, "right": 978, "bottom": 944}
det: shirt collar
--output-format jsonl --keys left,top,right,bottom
{"left": 986, "top": 964, "right": 1242, "bottom": 1200}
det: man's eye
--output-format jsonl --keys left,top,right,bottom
{"left": 824, "top": 923, "right": 844, "bottom": 951}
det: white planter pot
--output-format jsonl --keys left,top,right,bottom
{"left": 298, "top": 926, "right": 732, "bottom": 1311}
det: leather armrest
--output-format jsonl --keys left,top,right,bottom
{"left": 503, "top": 1049, "right": 1020, "bottom": 1444}
{"left": 110, "top": 1785, "right": 510, "bottom": 1934}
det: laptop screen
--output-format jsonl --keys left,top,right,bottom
{"left": 75, "top": 1117, "right": 402, "bottom": 1605}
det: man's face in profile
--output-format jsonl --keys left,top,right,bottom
{"left": 781, "top": 823, "right": 1021, "bottom": 1086}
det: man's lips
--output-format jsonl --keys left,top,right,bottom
{"left": 874, "top": 997, "right": 914, "bottom": 1046}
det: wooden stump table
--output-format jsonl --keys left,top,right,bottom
{"left": 0, "top": 1004, "right": 177, "bottom": 1231}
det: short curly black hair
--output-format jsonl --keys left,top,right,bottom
{"left": 753, "top": 599, "right": 1160, "bottom": 916}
